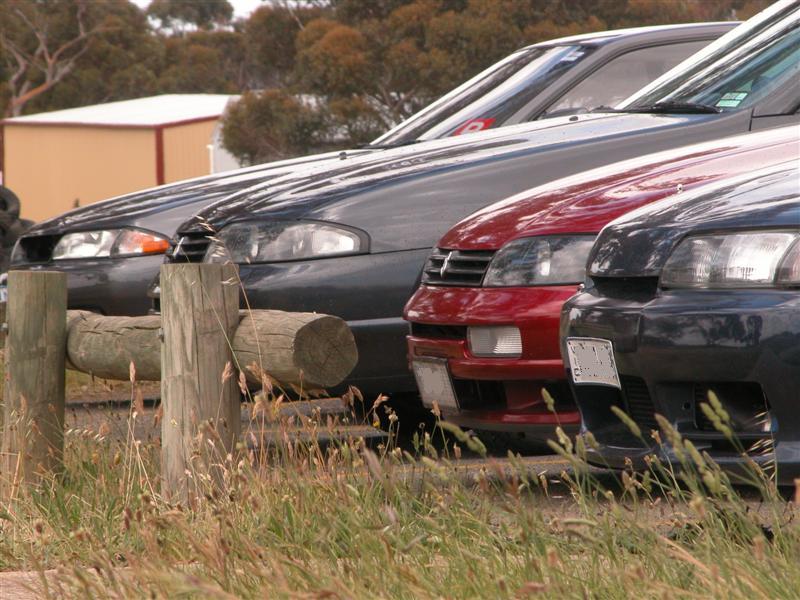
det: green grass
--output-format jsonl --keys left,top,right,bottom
{"left": 0, "top": 392, "right": 798, "bottom": 599}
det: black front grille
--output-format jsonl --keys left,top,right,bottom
{"left": 410, "top": 323, "right": 467, "bottom": 340}
{"left": 421, "top": 248, "right": 495, "bottom": 287}
{"left": 15, "top": 234, "right": 60, "bottom": 263}
{"left": 452, "top": 378, "right": 505, "bottom": 410}
{"left": 168, "top": 232, "right": 212, "bottom": 263}
{"left": 694, "top": 382, "right": 770, "bottom": 433}
{"left": 694, "top": 384, "right": 715, "bottom": 431}
{"left": 590, "top": 276, "right": 659, "bottom": 301}
{"left": 621, "top": 376, "right": 659, "bottom": 434}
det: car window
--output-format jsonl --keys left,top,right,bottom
{"left": 540, "top": 41, "right": 708, "bottom": 118}
{"left": 414, "top": 45, "right": 597, "bottom": 141}
{"left": 371, "top": 47, "right": 545, "bottom": 147}
{"left": 373, "top": 44, "right": 596, "bottom": 146}
{"left": 622, "top": 5, "right": 800, "bottom": 112}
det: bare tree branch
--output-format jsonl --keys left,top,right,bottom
{"left": 0, "top": 1, "right": 115, "bottom": 116}
{"left": 276, "top": 0, "right": 306, "bottom": 31}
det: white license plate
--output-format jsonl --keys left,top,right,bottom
{"left": 566, "top": 337, "right": 621, "bottom": 389}
{"left": 412, "top": 358, "right": 459, "bottom": 410}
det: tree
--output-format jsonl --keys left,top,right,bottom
{"left": 156, "top": 30, "right": 246, "bottom": 93}
{"left": 31, "top": 2, "right": 162, "bottom": 111}
{"left": 243, "top": 3, "right": 324, "bottom": 88}
{"left": 147, "top": 0, "right": 233, "bottom": 33}
{"left": 0, "top": 0, "right": 116, "bottom": 117}
{"left": 221, "top": 89, "right": 330, "bottom": 164}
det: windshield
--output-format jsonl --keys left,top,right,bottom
{"left": 371, "top": 44, "right": 595, "bottom": 146}
{"left": 620, "top": 3, "right": 800, "bottom": 112}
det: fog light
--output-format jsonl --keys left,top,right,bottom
{"left": 468, "top": 326, "right": 522, "bottom": 358}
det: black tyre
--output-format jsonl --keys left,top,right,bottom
{"left": 0, "top": 186, "right": 21, "bottom": 219}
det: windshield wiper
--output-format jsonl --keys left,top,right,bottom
{"left": 621, "top": 101, "right": 721, "bottom": 114}
{"left": 590, "top": 105, "right": 621, "bottom": 113}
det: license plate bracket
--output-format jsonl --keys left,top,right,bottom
{"left": 412, "top": 357, "right": 460, "bottom": 410}
{"left": 566, "top": 337, "right": 621, "bottom": 389}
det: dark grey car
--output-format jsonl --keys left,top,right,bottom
{"left": 560, "top": 163, "right": 800, "bottom": 485}
{"left": 9, "top": 22, "right": 735, "bottom": 314}
{"left": 169, "top": 2, "right": 800, "bottom": 396}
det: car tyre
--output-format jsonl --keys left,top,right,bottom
{"left": 0, "top": 186, "right": 21, "bottom": 219}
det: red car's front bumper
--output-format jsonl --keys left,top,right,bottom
{"left": 404, "top": 284, "right": 581, "bottom": 435}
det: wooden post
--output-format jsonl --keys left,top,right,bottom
{"left": 160, "top": 263, "right": 239, "bottom": 502}
{"left": 1, "top": 271, "right": 67, "bottom": 495}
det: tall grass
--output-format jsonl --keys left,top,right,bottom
{"left": 0, "top": 385, "right": 798, "bottom": 599}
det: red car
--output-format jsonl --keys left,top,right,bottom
{"left": 403, "top": 126, "right": 800, "bottom": 441}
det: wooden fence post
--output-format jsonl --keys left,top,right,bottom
{"left": 160, "top": 263, "right": 239, "bottom": 502}
{"left": 1, "top": 271, "right": 67, "bottom": 495}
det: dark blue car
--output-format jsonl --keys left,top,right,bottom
{"left": 561, "top": 163, "right": 800, "bottom": 485}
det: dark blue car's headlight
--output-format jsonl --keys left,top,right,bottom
{"left": 205, "top": 221, "right": 367, "bottom": 264}
{"left": 661, "top": 231, "right": 800, "bottom": 289}
{"left": 50, "top": 229, "right": 171, "bottom": 260}
{"left": 483, "top": 235, "right": 596, "bottom": 287}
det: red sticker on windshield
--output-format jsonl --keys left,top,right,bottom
{"left": 453, "top": 118, "right": 496, "bottom": 135}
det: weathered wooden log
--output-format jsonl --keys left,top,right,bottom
{"left": 160, "top": 263, "right": 239, "bottom": 502}
{"left": 233, "top": 310, "right": 357, "bottom": 390}
{"left": 2, "top": 271, "right": 67, "bottom": 494}
{"left": 66, "top": 311, "right": 161, "bottom": 381}
{"left": 62, "top": 310, "right": 358, "bottom": 389}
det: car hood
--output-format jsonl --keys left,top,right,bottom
{"left": 183, "top": 111, "right": 743, "bottom": 252}
{"left": 437, "top": 126, "right": 800, "bottom": 249}
{"left": 24, "top": 149, "right": 370, "bottom": 238}
{"left": 587, "top": 164, "right": 800, "bottom": 278}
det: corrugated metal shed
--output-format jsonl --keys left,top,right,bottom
{"left": 1, "top": 94, "right": 238, "bottom": 221}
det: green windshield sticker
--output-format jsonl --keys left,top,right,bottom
{"left": 716, "top": 91, "right": 748, "bottom": 108}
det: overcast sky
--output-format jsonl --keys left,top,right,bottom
{"left": 131, "top": 0, "right": 265, "bottom": 19}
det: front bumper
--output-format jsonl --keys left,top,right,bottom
{"left": 10, "top": 254, "right": 165, "bottom": 315}
{"left": 405, "top": 284, "right": 581, "bottom": 435}
{"left": 561, "top": 287, "right": 800, "bottom": 485}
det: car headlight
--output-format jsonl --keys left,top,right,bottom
{"left": 205, "top": 221, "right": 367, "bottom": 264}
{"left": 52, "top": 228, "right": 170, "bottom": 260}
{"left": 483, "top": 235, "right": 596, "bottom": 287}
{"left": 661, "top": 231, "right": 800, "bottom": 289}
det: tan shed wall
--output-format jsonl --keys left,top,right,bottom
{"left": 162, "top": 120, "right": 216, "bottom": 183}
{"left": 4, "top": 125, "right": 156, "bottom": 222}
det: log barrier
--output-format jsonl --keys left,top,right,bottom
{"left": 0, "top": 265, "right": 358, "bottom": 500}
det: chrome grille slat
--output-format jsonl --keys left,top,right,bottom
{"left": 169, "top": 232, "right": 212, "bottom": 263}
{"left": 421, "top": 248, "right": 495, "bottom": 287}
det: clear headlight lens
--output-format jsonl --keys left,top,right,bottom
{"left": 52, "top": 229, "right": 170, "bottom": 260}
{"left": 661, "top": 231, "right": 800, "bottom": 289}
{"left": 205, "top": 221, "right": 365, "bottom": 264}
{"left": 53, "top": 230, "right": 119, "bottom": 260}
{"left": 483, "top": 235, "right": 596, "bottom": 287}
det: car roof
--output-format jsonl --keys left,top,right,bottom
{"left": 525, "top": 21, "right": 739, "bottom": 50}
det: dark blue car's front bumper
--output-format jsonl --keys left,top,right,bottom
{"left": 10, "top": 254, "right": 165, "bottom": 315}
{"left": 561, "top": 287, "right": 800, "bottom": 485}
